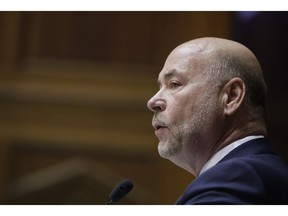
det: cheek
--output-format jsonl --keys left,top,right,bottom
{"left": 165, "top": 87, "right": 208, "bottom": 124}
{"left": 168, "top": 99, "right": 196, "bottom": 125}
{"left": 179, "top": 94, "right": 199, "bottom": 114}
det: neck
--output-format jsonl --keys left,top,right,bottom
{"left": 210, "top": 116, "right": 266, "bottom": 164}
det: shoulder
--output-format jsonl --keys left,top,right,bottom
{"left": 176, "top": 153, "right": 288, "bottom": 204}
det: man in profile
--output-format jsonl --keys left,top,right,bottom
{"left": 147, "top": 37, "right": 288, "bottom": 204}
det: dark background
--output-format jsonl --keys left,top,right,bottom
{"left": 0, "top": 11, "right": 287, "bottom": 204}
{"left": 233, "top": 12, "right": 288, "bottom": 161}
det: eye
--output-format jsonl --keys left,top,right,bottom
{"left": 168, "top": 81, "right": 181, "bottom": 89}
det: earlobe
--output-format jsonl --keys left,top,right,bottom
{"left": 223, "top": 78, "right": 245, "bottom": 116}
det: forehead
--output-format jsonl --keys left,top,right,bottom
{"left": 158, "top": 46, "right": 206, "bottom": 82}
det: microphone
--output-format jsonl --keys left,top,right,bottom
{"left": 107, "top": 179, "right": 134, "bottom": 204}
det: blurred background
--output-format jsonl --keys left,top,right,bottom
{"left": 0, "top": 11, "right": 287, "bottom": 204}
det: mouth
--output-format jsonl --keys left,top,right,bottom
{"left": 152, "top": 117, "right": 169, "bottom": 137}
{"left": 155, "top": 125, "right": 167, "bottom": 130}
{"left": 153, "top": 123, "right": 163, "bottom": 130}
{"left": 153, "top": 124, "right": 169, "bottom": 138}
{"left": 153, "top": 122, "right": 168, "bottom": 131}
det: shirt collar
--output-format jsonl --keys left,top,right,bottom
{"left": 199, "top": 135, "right": 264, "bottom": 176}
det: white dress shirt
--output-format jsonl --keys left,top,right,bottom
{"left": 199, "top": 135, "right": 264, "bottom": 176}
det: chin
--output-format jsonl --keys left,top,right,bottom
{"left": 157, "top": 141, "right": 181, "bottom": 160}
{"left": 158, "top": 143, "right": 171, "bottom": 159}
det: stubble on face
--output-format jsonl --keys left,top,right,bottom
{"left": 156, "top": 87, "right": 218, "bottom": 161}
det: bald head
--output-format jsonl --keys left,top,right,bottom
{"left": 175, "top": 37, "right": 260, "bottom": 64}
{"left": 171, "top": 37, "right": 267, "bottom": 114}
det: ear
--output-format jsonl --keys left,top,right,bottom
{"left": 221, "top": 78, "right": 245, "bottom": 116}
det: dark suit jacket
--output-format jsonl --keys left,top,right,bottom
{"left": 176, "top": 138, "right": 288, "bottom": 204}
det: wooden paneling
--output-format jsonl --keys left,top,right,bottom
{"left": 0, "top": 11, "right": 232, "bottom": 204}
{"left": 0, "top": 12, "right": 22, "bottom": 74}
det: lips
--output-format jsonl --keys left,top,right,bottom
{"left": 155, "top": 126, "right": 168, "bottom": 138}
{"left": 152, "top": 120, "right": 169, "bottom": 139}
{"left": 156, "top": 126, "right": 162, "bottom": 130}
{"left": 152, "top": 122, "right": 167, "bottom": 130}
{"left": 155, "top": 125, "right": 167, "bottom": 130}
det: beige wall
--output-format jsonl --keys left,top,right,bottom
{"left": 0, "top": 12, "right": 232, "bottom": 204}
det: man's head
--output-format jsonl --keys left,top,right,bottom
{"left": 147, "top": 37, "right": 267, "bottom": 176}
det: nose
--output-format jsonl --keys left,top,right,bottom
{"left": 147, "top": 92, "right": 166, "bottom": 112}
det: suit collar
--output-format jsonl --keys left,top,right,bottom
{"left": 219, "top": 137, "right": 274, "bottom": 163}
{"left": 199, "top": 136, "right": 265, "bottom": 175}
